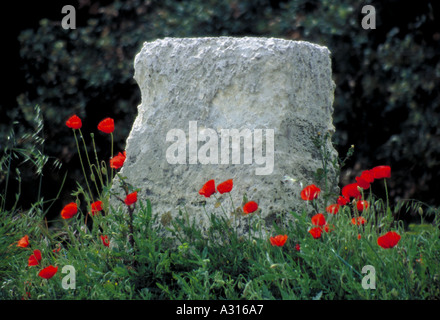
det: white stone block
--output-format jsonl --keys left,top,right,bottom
{"left": 112, "top": 37, "right": 338, "bottom": 233}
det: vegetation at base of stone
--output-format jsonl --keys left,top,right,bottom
{"left": 1, "top": 107, "right": 439, "bottom": 300}
{"left": 3, "top": 0, "right": 440, "bottom": 220}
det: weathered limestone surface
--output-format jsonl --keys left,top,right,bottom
{"left": 112, "top": 37, "right": 338, "bottom": 233}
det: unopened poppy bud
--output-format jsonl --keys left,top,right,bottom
{"left": 418, "top": 207, "right": 423, "bottom": 215}
{"left": 90, "top": 173, "right": 95, "bottom": 182}
{"left": 101, "top": 167, "right": 107, "bottom": 175}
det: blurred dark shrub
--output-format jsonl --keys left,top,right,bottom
{"left": 3, "top": 0, "right": 439, "bottom": 218}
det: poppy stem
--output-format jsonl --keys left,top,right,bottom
{"left": 122, "top": 183, "right": 135, "bottom": 252}
{"left": 91, "top": 133, "right": 105, "bottom": 188}
{"left": 103, "top": 161, "right": 110, "bottom": 186}
{"left": 384, "top": 179, "right": 390, "bottom": 215}
{"left": 249, "top": 214, "right": 253, "bottom": 242}
{"left": 73, "top": 130, "right": 94, "bottom": 203}
{"left": 214, "top": 194, "right": 227, "bottom": 217}
{"left": 228, "top": 193, "right": 238, "bottom": 235}
{"left": 110, "top": 133, "right": 114, "bottom": 182}
{"left": 78, "top": 130, "right": 101, "bottom": 198}
{"left": 364, "top": 236, "right": 386, "bottom": 269}
{"left": 311, "top": 200, "right": 319, "bottom": 214}
{"left": 128, "top": 205, "right": 135, "bottom": 250}
{"left": 202, "top": 203, "right": 211, "bottom": 227}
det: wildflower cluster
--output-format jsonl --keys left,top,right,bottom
{"left": 197, "top": 164, "right": 401, "bottom": 254}
{"left": 198, "top": 179, "right": 290, "bottom": 248}
{"left": 63, "top": 115, "right": 137, "bottom": 245}
{"left": 198, "top": 178, "right": 270, "bottom": 244}
{"left": 301, "top": 165, "right": 401, "bottom": 249}
{"left": 12, "top": 114, "right": 140, "bottom": 295}
{"left": 16, "top": 235, "right": 59, "bottom": 281}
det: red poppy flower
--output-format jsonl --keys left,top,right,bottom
{"left": 199, "top": 180, "right": 216, "bottom": 198}
{"left": 269, "top": 234, "right": 288, "bottom": 247}
{"left": 355, "top": 176, "right": 371, "bottom": 190}
{"left": 101, "top": 235, "right": 110, "bottom": 247}
{"left": 337, "top": 196, "right": 349, "bottom": 206}
{"left": 110, "top": 151, "right": 126, "bottom": 169}
{"left": 65, "top": 115, "right": 82, "bottom": 129}
{"left": 90, "top": 200, "right": 103, "bottom": 216}
{"left": 61, "top": 202, "right": 78, "bottom": 219}
{"left": 300, "top": 184, "right": 321, "bottom": 201}
{"left": 28, "top": 249, "right": 42, "bottom": 267}
{"left": 357, "top": 234, "right": 362, "bottom": 240}
{"left": 217, "top": 179, "right": 233, "bottom": 194}
{"left": 351, "top": 216, "right": 367, "bottom": 225}
{"left": 371, "top": 166, "right": 391, "bottom": 179}
{"left": 342, "top": 183, "right": 362, "bottom": 200}
{"left": 309, "top": 227, "right": 322, "bottom": 239}
{"left": 361, "top": 170, "right": 375, "bottom": 183}
{"left": 243, "top": 201, "right": 258, "bottom": 214}
{"left": 295, "top": 243, "right": 301, "bottom": 251}
{"left": 38, "top": 265, "right": 58, "bottom": 279}
{"left": 97, "top": 117, "right": 114, "bottom": 134}
{"left": 377, "top": 231, "right": 401, "bottom": 249}
{"left": 311, "top": 213, "right": 326, "bottom": 227}
{"left": 356, "top": 200, "right": 369, "bottom": 212}
{"left": 326, "top": 204, "right": 340, "bottom": 214}
{"left": 124, "top": 191, "right": 138, "bottom": 206}
{"left": 17, "top": 235, "right": 29, "bottom": 248}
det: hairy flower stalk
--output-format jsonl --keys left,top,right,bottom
{"left": 111, "top": 132, "right": 114, "bottom": 182}
{"left": 228, "top": 192, "right": 237, "bottom": 231}
{"left": 115, "top": 177, "right": 137, "bottom": 253}
{"left": 113, "top": 188, "right": 136, "bottom": 253}
{"left": 73, "top": 130, "right": 94, "bottom": 204}
{"left": 127, "top": 202, "right": 135, "bottom": 250}
{"left": 90, "top": 133, "right": 105, "bottom": 190}
{"left": 78, "top": 130, "right": 101, "bottom": 199}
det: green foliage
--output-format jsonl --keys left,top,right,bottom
{"left": 2, "top": 186, "right": 439, "bottom": 300}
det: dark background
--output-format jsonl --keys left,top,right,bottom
{"left": 1, "top": 0, "right": 439, "bottom": 223}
